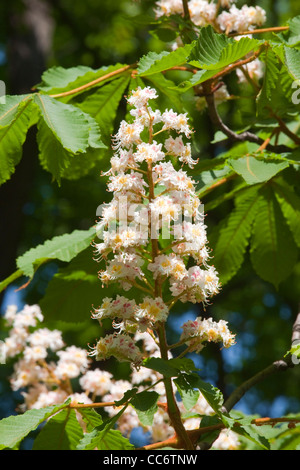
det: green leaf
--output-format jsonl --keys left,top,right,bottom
{"left": 0, "top": 95, "right": 35, "bottom": 185}
{"left": 131, "top": 391, "right": 159, "bottom": 426}
{"left": 284, "top": 46, "right": 300, "bottom": 81}
{"left": 256, "top": 63, "right": 298, "bottom": 119}
{"left": 76, "top": 408, "right": 103, "bottom": 432}
{"left": 34, "top": 94, "right": 94, "bottom": 154}
{"left": 34, "top": 94, "right": 106, "bottom": 182}
{"left": 39, "top": 246, "right": 118, "bottom": 323}
{"left": 273, "top": 180, "right": 300, "bottom": 247}
{"left": 250, "top": 186, "right": 298, "bottom": 287}
{"left": 188, "top": 25, "right": 261, "bottom": 70}
{"left": 212, "top": 186, "right": 261, "bottom": 285}
{"left": 230, "top": 424, "right": 270, "bottom": 450}
{"left": 77, "top": 408, "right": 134, "bottom": 450}
{"left": 0, "top": 401, "right": 69, "bottom": 449}
{"left": 276, "top": 16, "right": 300, "bottom": 48}
{"left": 78, "top": 74, "right": 130, "bottom": 143}
{"left": 228, "top": 154, "right": 290, "bottom": 185}
{"left": 32, "top": 409, "right": 84, "bottom": 450}
{"left": 36, "top": 63, "right": 129, "bottom": 96}
{"left": 142, "top": 357, "right": 180, "bottom": 377}
{"left": 172, "top": 68, "right": 222, "bottom": 93}
{"left": 191, "top": 375, "right": 224, "bottom": 415}
{"left": 16, "top": 226, "right": 96, "bottom": 279}
{"left": 174, "top": 374, "right": 200, "bottom": 411}
{"left": 138, "top": 43, "right": 194, "bottom": 76}
{"left": 144, "top": 72, "right": 183, "bottom": 112}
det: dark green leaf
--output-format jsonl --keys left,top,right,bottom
{"left": 250, "top": 185, "right": 298, "bottom": 287}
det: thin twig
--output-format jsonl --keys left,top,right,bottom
{"left": 202, "top": 80, "right": 293, "bottom": 154}
{"left": 229, "top": 26, "right": 289, "bottom": 38}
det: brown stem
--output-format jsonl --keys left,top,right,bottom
{"left": 229, "top": 26, "right": 289, "bottom": 38}
{"left": 202, "top": 80, "right": 292, "bottom": 154}
{"left": 182, "top": 0, "right": 190, "bottom": 20}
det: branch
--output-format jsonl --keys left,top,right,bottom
{"left": 229, "top": 26, "right": 289, "bottom": 38}
{"left": 202, "top": 81, "right": 293, "bottom": 154}
{"left": 182, "top": 0, "right": 190, "bottom": 20}
{"left": 223, "top": 359, "right": 291, "bottom": 413}
{"left": 137, "top": 417, "right": 300, "bottom": 450}
{"left": 223, "top": 310, "right": 300, "bottom": 413}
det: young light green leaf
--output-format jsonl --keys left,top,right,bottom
{"left": 16, "top": 226, "right": 96, "bottom": 279}
{"left": 78, "top": 74, "right": 131, "bottom": 143}
{"left": 32, "top": 409, "right": 84, "bottom": 450}
{"left": 190, "top": 374, "right": 224, "bottom": 415}
{"left": 228, "top": 155, "right": 290, "bottom": 185}
{"left": 34, "top": 94, "right": 92, "bottom": 154}
{"left": 188, "top": 25, "right": 261, "bottom": 70}
{"left": 36, "top": 63, "right": 130, "bottom": 96}
{"left": 174, "top": 374, "right": 200, "bottom": 411}
{"left": 0, "top": 401, "right": 69, "bottom": 449}
{"left": 138, "top": 43, "right": 194, "bottom": 76}
{"left": 76, "top": 408, "right": 103, "bottom": 432}
{"left": 284, "top": 47, "right": 300, "bottom": 81}
{"left": 77, "top": 408, "right": 134, "bottom": 450}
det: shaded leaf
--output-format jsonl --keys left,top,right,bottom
{"left": 250, "top": 185, "right": 298, "bottom": 287}
{"left": 32, "top": 409, "right": 84, "bottom": 450}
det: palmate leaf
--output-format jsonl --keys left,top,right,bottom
{"left": 273, "top": 180, "right": 300, "bottom": 247}
{"left": 137, "top": 43, "right": 194, "bottom": 76}
{"left": 250, "top": 185, "right": 298, "bottom": 288}
{"left": 34, "top": 94, "right": 94, "bottom": 154}
{"left": 228, "top": 154, "right": 290, "bottom": 185}
{"left": 38, "top": 247, "right": 103, "bottom": 323}
{"left": 276, "top": 15, "right": 300, "bottom": 48}
{"left": 16, "top": 226, "right": 96, "bottom": 279}
{"left": 78, "top": 74, "right": 131, "bottom": 144}
{"left": 188, "top": 25, "right": 261, "bottom": 70}
{"left": 34, "top": 95, "right": 106, "bottom": 182}
{"left": 0, "top": 401, "right": 69, "bottom": 449}
{"left": 256, "top": 62, "right": 299, "bottom": 119}
{"left": 284, "top": 46, "right": 300, "bottom": 81}
{"left": 212, "top": 186, "right": 261, "bottom": 285}
{"left": 32, "top": 409, "right": 84, "bottom": 450}
{"left": 0, "top": 95, "right": 37, "bottom": 185}
{"left": 77, "top": 408, "right": 134, "bottom": 450}
{"left": 36, "top": 63, "right": 130, "bottom": 97}
{"left": 130, "top": 391, "right": 160, "bottom": 426}
{"left": 38, "top": 246, "right": 145, "bottom": 323}
{"left": 174, "top": 374, "right": 200, "bottom": 411}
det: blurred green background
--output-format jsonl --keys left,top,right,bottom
{"left": 0, "top": 0, "right": 300, "bottom": 432}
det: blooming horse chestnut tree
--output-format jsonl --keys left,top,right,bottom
{"left": 1, "top": 0, "right": 300, "bottom": 452}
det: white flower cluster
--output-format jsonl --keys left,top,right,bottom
{"left": 91, "top": 85, "right": 221, "bottom": 364}
{"left": 2, "top": 304, "right": 91, "bottom": 409}
{"left": 155, "top": 0, "right": 266, "bottom": 33}
{"left": 2, "top": 305, "right": 239, "bottom": 449}
{"left": 154, "top": 1, "right": 267, "bottom": 99}
{"left": 180, "top": 316, "right": 236, "bottom": 352}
